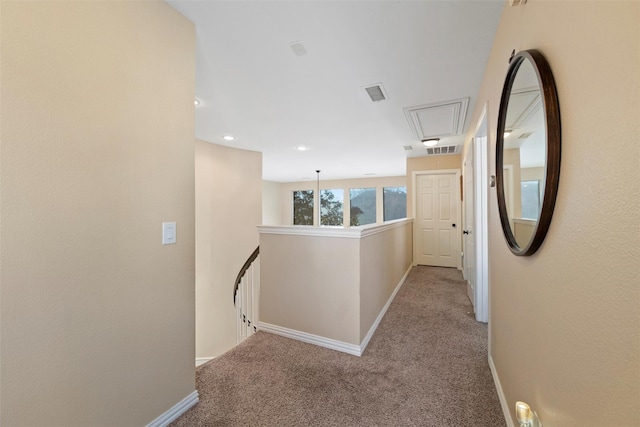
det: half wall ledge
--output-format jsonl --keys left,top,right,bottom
{"left": 257, "top": 218, "right": 414, "bottom": 355}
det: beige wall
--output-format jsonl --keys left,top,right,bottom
{"left": 262, "top": 180, "right": 283, "bottom": 225}
{"left": 195, "top": 141, "right": 262, "bottom": 359}
{"left": 359, "top": 221, "right": 413, "bottom": 341}
{"left": 406, "top": 155, "right": 461, "bottom": 217}
{"left": 259, "top": 233, "right": 361, "bottom": 344}
{"left": 259, "top": 221, "right": 413, "bottom": 347}
{"left": 521, "top": 167, "right": 544, "bottom": 182}
{"left": 1, "top": 2, "right": 196, "bottom": 426}
{"left": 271, "top": 176, "right": 407, "bottom": 226}
{"left": 464, "top": 1, "right": 640, "bottom": 425}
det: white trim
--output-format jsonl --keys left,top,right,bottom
{"left": 195, "top": 357, "right": 214, "bottom": 367}
{"left": 257, "top": 218, "right": 413, "bottom": 239}
{"left": 474, "top": 103, "right": 490, "bottom": 324}
{"left": 503, "top": 164, "right": 514, "bottom": 226}
{"left": 489, "top": 355, "right": 515, "bottom": 427}
{"left": 258, "top": 322, "right": 362, "bottom": 356}
{"left": 360, "top": 266, "right": 411, "bottom": 353}
{"left": 146, "top": 390, "right": 199, "bottom": 427}
{"left": 456, "top": 170, "right": 462, "bottom": 271}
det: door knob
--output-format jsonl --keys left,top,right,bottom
{"left": 452, "top": 223, "right": 456, "bottom": 228}
{"left": 463, "top": 230, "right": 469, "bottom": 235}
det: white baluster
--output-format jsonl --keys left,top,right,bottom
{"left": 248, "top": 266, "right": 253, "bottom": 336}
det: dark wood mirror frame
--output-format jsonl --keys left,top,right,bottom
{"left": 496, "top": 49, "right": 561, "bottom": 256}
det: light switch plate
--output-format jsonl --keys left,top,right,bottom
{"left": 162, "top": 222, "right": 176, "bottom": 245}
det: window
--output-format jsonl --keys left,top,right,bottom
{"left": 521, "top": 180, "right": 540, "bottom": 220}
{"left": 293, "top": 190, "right": 314, "bottom": 225}
{"left": 349, "top": 188, "right": 376, "bottom": 226}
{"left": 383, "top": 186, "right": 407, "bottom": 221}
{"left": 320, "top": 189, "right": 344, "bottom": 226}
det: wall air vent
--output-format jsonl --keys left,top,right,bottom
{"left": 426, "top": 145, "right": 458, "bottom": 156}
{"left": 364, "top": 83, "right": 387, "bottom": 102}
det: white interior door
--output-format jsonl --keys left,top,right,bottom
{"left": 415, "top": 173, "right": 458, "bottom": 268}
{"left": 463, "top": 145, "right": 476, "bottom": 306}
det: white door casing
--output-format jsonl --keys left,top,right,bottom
{"left": 472, "top": 106, "right": 489, "bottom": 324}
{"left": 463, "top": 144, "right": 476, "bottom": 306}
{"left": 503, "top": 164, "right": 514, "bottom": 231}
{"left": 413, "top": 170, "right": 460, "bottom": 268}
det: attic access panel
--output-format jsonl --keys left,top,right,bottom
{"left": 404, "top": 98, "right": 469, "bottom": 140}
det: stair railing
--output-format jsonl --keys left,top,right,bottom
{"left": 233, "top": 246, "right": 260, "bottom": 344}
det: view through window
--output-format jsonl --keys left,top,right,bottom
{"left": 349, "top": 188, "right": 376, "bottom": 226}
{"left": 293, "top": 185, "right": 406, "bottom": 226}
{"left": 383, "top": 186, "right": 407, "bottom": 221}
{"left": 293, "top": 190, "right": 314, "bottom": 225}
{"left": 320, "top": 189, "right": 344, "bottom": 226}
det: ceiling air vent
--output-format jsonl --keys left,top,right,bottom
{"left": 426, "top": 145, "right": 458, "bottom": 156}
{"left": 289, "top": 41, "right": 307, "bottom": 56}
{"left": 364, "top": 83, "right": 387, "bottom": 102}
{"left": 403, "top": 145, "right": 413, "bottom": 151}
{"left": 519, "top": 131, "right": 534, "bottom": 139}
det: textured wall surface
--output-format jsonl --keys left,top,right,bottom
{"left": 260, "top": 232, "right": 361, "bottom": 344}
{"left": 195, "top": 141, "right": 262, "bottom": 358}
{"left": 464, "top": 1, "right": 640, "bottom": 425}
{"left": 262, "top": 181, "right": 283, "bottom": 225}
{"left": 1, "top": 2, "right": 196, "bottom": 425}
{"left": 259, "top": 220, "right": 413, "bottom": 347}
{"left": 359, "top": 221, "right": 413, "bottom": 341}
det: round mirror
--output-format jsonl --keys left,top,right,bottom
{"left": 496, "top": 49, "right": 561, "bottom": 256}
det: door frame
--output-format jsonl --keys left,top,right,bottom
{"left": 412, "top": 169, "right": 462, "bottom": 270}
{"left": 472, "top": 104, "right": 490, "bottom": 323}
{"left": 462, "top": 141, "right": 475, "bottom": 297}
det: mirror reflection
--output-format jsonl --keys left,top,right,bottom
{"left": 502, "top": 57, "right": 546, "bottom": 249}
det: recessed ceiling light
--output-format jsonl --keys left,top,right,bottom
{"left": 504, "top": 131, "right": 511, "bottom": 138}
{"left": 194, "top": 98, "right": 200, "bottom": 106}
{"left": 422, "top": 138, "right": 440, "bottom": 147}
{"left": 297, "top": 146, "right": 308, "bottom": 151}
{"left": 223, "top": 135, "right": 235, "bottom": 141}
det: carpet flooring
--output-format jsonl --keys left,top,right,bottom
{"left": 171, "top": 266, "right": 505, "bottom": 426}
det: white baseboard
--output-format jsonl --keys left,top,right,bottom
{"left": 196, "top": 357, "right": 214, "bottom": 367}
{"left": 259, "top": 266, "right": 411, "bottom": 357}
{"left": 360, "top": 266, "right": 411, "bottom": 353}
{"left": 489, "top": 355, "right": 514, "bottom": 427}
{"left": 258, "top": 322, "right": 362, "bottom": 356}
{"left": 146, "top": 390, "right": 199, "bottom": 427}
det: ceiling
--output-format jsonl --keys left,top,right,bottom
{"left": 168, "top": 0, "right": 505, "bottom": 182}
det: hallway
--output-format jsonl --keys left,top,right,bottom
{"left": 172, "top": 266, "right": 504, "bottom": 426}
